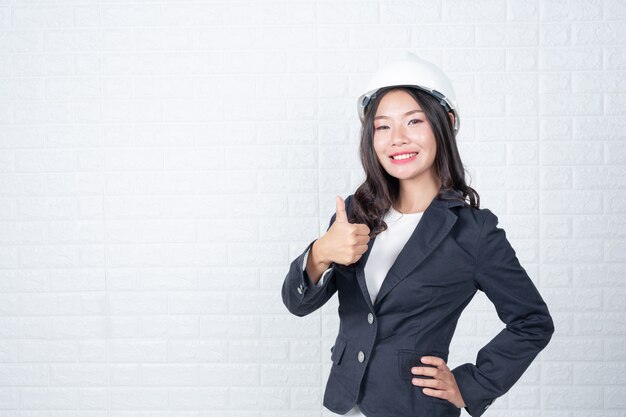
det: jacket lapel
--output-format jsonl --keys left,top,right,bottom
{"left": 354, "top": 190, "right": 465, "bottom": 311}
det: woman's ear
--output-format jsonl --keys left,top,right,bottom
{"left": 448, "top": 112, "right": 455, "bottom": 128}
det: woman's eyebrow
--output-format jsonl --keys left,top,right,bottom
{"left": 374, "top": 109, "right": 424, "bottom": 120}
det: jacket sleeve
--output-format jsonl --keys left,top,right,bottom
{"left": 301, "top": 248, "right": 334, "bottom": 287}
{"left": 451, "top": 209, "right": 555, "bottom": 417}
{"left": 281, "top": 195, "right": 352, "bottom": 317}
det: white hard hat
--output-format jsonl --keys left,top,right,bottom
{"left": 357, "top": 52, "right": 460, "bottom": 134}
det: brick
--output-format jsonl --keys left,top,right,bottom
{"left": 540, "top": 143, "right": 603, "bottom": 165}
{"left": 540, "top": 48, "right": 602, "bottom": 71}
{"left": 72, "top": 5, "right": 99, "bottom": 27}
{"left": 317, "top": 2, "right": 378, "bottom": 24}
{"left": 350, "top": 25, "right": 411, "bottom": 49}
{"left": 443, "top": 48, "right": 507, "bottom": 72}
{"left": 573, "top": 117, "right": 626, "bottom": 141}
{"left": 541, "top": 0, "right": 603, "bottom": 21}
{"left": 0, "top": 31, "right": 43, "bottom": 53}
{"left": 261, "top": 315, "right": 322, "bottom": 338}
{"left": 540, "top": 167, "right": 572, "bottom": 190}
{"left": 542, "top": 362, "right": 573, "bottom": 384}
{"left": 229, "top": 387, "right": 290, "bottom": 409}
{"left": 45, "top": 29, "right": 100, "bottom": 52}
{"left": 540, "top": 93, "right": 602, "bottom": 115}
{"left": 540, "top": 24, "right": 571, "bottom": 46}
{"left": 109, "top": 341, "right": 167, "bottom": 363}
{"left": 573, "top": 21, "right": 626, "bottom": 45}
{"left": 573, "top": 360, "right": 626, "bottom": 384}
{"left": 572, "top": 71, "right": 626, "bottom": 93}
{"left": 50, "top": 364, "right": 108, "bottom": 386}
{"left": 507, "top": 48, "right": 539, "bottom": 71}
{"left": 605, "top": 0, "right": 626, "bottom": 19}
{"left": 543, "top": 238, "right": 604, "bottom": 263}
{"left": 169, "top": 387, "right": 229, "bottom": 409}
{"left": 381, "top": 0, "right": 442, "bottom": 23}
{"left": 476, "top": 73, "right": 537, "bottom": 94}
{"left": 476, "top": 23, "right": 538, "bottom": 46}
{"left": 101, "top": 4, "right": 160, "bottom": 27}
{"left": 477, "top": 118, "right": 538, "bottom": 141}
{"left": 229, "top": 340, "right": 289, "bottom": 364}
{"left": 573, "top": 166, "right": 626, "bottom": 189}
{"left": 540, "top": 72, "right": 571, "bottom": 93}
{"left": 261, "top": 363, "right": 321, "bottom": 386}
{"left": 542, "top": 337, "right": 602, "bottom": 360}
{"left": 576, "top": 263, "right": 626, "bottom": 288}
{"left": 162, "top": 4, "right": 222, "bottom": 26}
{"left": 413, "top": 24, "right": 474, "bottom": 47}
{"left": 443, "top": 0, "right": 506, "bottom": 21}
{"left": 19, "top": 341, "right": 77, "bottom": 362}
{"left": 576, "top": 313, "right": 626, "bottom": 335}
{"left": 19, "top": 387, "right": 79, "bottom": 409}
{"left": 0, "top": 365, "right": 49, "bottom": 385}
{"left": 542, "top": 289, "right": 602, "bottom": 311}
{"left": 286, "top": 2, "right": 316, "bottom": 24}
{"left": 109, "top": 388, "right": 168, "bottom": 409}
{"left": 508, "top": 386, "right": 541, "bottom": 408}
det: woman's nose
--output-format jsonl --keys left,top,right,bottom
{"left": 391, "top": 125, "right": 408, "bottom": 144}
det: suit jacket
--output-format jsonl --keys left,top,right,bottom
{"left": 281, "top": 189, "right": 555, "bottom": 417}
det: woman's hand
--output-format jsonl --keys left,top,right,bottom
{"left": 319, "top": 196, "right": 370, "bottom": 266}
{"left": 411, "top": 356, "right": 466, "bottom": 409}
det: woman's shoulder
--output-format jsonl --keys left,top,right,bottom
{"left": 455, "top": 204, "right": 502, "bottom": 235}
{"left": 455, "top": 205, "right": 516, "bottom": 259}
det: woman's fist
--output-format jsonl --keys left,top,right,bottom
{"left": 319, "top": 196, "right": 370, "bottom": 266}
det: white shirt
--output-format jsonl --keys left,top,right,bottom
{"left": 303, "top": 206, "right": 424, "bottom": 416}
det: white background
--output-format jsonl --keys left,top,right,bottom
{"left": 1, "top": 0, "right": 625, "bottom": 416}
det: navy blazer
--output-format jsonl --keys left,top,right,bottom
{"left": 281, "top": 189, "right": 555, "bottom": 417}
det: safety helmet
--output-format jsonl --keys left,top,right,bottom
{"left": 357, "top": 52, "right": 460, "bottom": 134}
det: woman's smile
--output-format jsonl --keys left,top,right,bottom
{"left": 389, "top": 152, "right": 419, "bottom": 164}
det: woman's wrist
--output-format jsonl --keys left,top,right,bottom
{"left": 312, "top": 237, "right": 332, "bottom": 267}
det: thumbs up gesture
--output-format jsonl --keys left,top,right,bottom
{"left": 320, "top": 196, "right": 371, "bottom": 266}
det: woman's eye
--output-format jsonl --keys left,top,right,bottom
{"left": 408, "top": 119, "right": 422, "bottom": 125}
{"left": 375, "top": 125, "right": 389, "bottom": 131}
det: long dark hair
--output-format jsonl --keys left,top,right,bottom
{"left": 349, "top": 86, "right": 479, "bottom": 238}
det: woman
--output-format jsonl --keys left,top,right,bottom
{"left": 281, "top": 53, "right": 554, "bottom": 417}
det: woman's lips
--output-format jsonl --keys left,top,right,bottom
{"left": 389, "top": 152, "right": 418, "bottom": 164}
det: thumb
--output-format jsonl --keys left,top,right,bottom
{"left": 335, "top": 196, "right": 349, "bottom": 223}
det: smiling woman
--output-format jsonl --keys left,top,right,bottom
{"left": 281, "top": 53, "right": 554, "bottom": 417}
{"left": 354, "top": 78, "right": 475, "bottom": 228}
{"left": 372, "top": 89, "right": 441, "bottom": 213}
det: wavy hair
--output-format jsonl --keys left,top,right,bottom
{"left": 349, "top": 86, "right": 479, "bottom": 238}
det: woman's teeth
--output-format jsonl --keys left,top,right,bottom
{"left": 391, "top": 153, "right": 417, "bottom": 160}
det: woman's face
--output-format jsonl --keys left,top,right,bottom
{"left": 372, "top": 89, "right": 438, "bottom": 184}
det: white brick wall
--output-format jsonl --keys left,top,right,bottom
{"left": 0, "top": 0, "right": 624, "bottom": 415}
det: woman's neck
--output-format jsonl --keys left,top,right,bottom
{"left": 395, "top": 178, "right": 442, "bottom": 213}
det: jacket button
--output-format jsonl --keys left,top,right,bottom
{"left": 357, "top": 351, "right": 365, "bottom": 363}
{"left": 367, "top": 313, "right": 374, "bottom": 324}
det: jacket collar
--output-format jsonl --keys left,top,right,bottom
{"left": 354, "top": 188, "right": 465, "bottom": 311}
